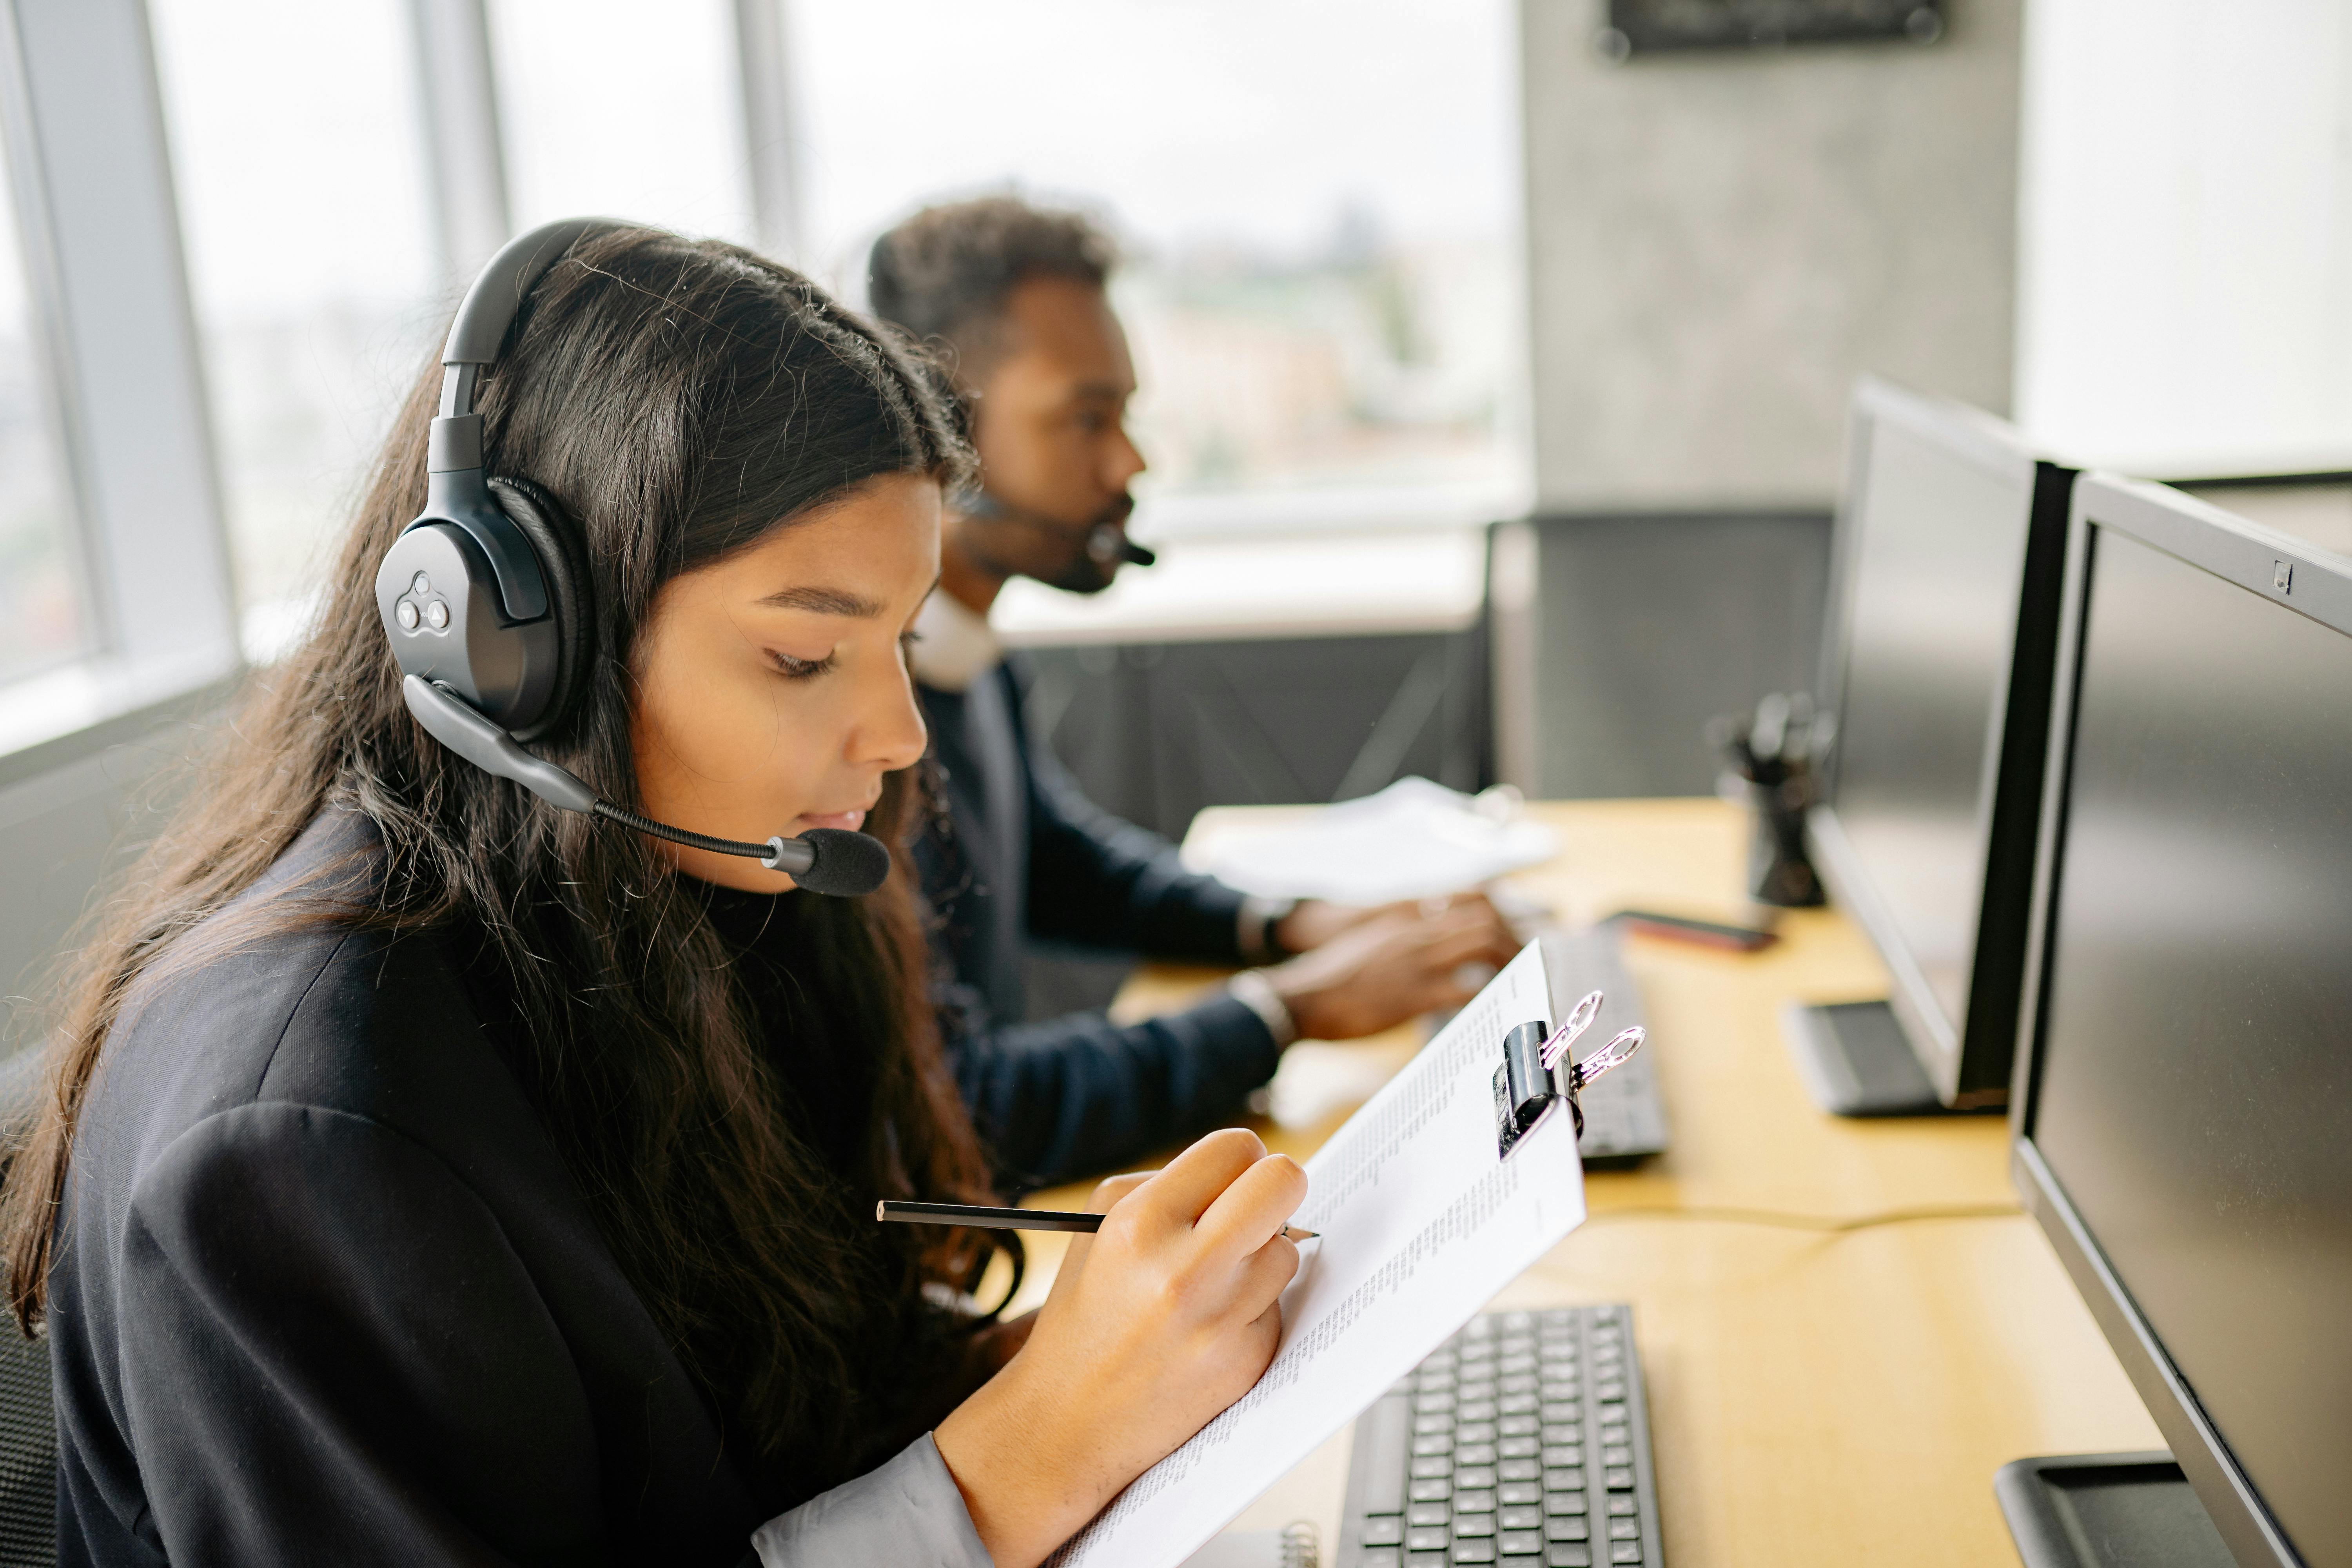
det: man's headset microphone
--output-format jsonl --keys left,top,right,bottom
{"left": 375, "top": 218, "right": 889, "bottom": 898}
{"left": 952, "top": 486, "right": 1156, "bottom": 594}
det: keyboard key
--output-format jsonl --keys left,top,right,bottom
{"left": 1546, "top": 1517, "right": 1590, "bottom": 1542}
{"left": 1416, "top": 1414, "right": 1457, "bottom": 1433}
{"left": 1455, "top": 1490, "right": 1497, "bottom": 1514}
{"left": 1541, "top": 1446, "right": 1583, "bottom": 1468}
{"left": 1595, "top": 1381, "right": 1627, "bottom": 1402}
{"left": 1498, "top": 1459, "right": 1540, "bottom": 1483}
{"left": 1362, "top": 1552, "right": 1402, "bottom": 1568}
{"left": 1540, "top": 1402, "right": 1581, "bottom": 1423}
{"left": 1367, "top": 1517, "right": 1406, "bottom": 1545}
{"left": 1411, "top": 1479, "right": 1453, "bottom": 1503}
{"left": 1541, "top": 1425, "right": 1579, "bottom": 1445}
{"left": 1607, "top": 1545, "right": 1641, "bottom": 1564}
{"left": 1501, "top": 1354, "right": 1537, "bottom": 1374}
{"left": 1546, "top": 1491, "right": 1588, "bottom": 1517}
{"left": 1454, "top": 1514, "right": 1496, "bottom": 1539}
{"left": 1499, "top": 1436, "right": 1540, "bottom": 1457}
{"left": 1500, "top": 1394, "right": 1539, "bottom": 1416}
{"left": 1499, "top": 1531, "right": 1545, "bottom": 1556}
{"left": 1456, "top": 1468, "right": 1498, "bottom": 1491}
{"left": 1601, "top": 1448, "right": 1632, "bottom": 1468}
{"left": 1410, "top": 1527, "right": 1451, "bottom": 1550}
{"left": 1607, "top": 1519, "right": 1640, "bottom": 1540}
{"left": 1457, "top": 1445, "right": 1498, "bottom": 1466}
{"left": 1539, "top": 1381, "right": 1580, "bottom": 1400}
{"left": 1604, "top": 1468, "right": 1634, "bottom": 1491}
{"left": 1500, "top": 1506, "right": 1543, "bottom": 1530}
{"left": 1419, "top": 1394, "right": 1459, "bottom": 1413}
{"left": 1452, "top": 1541, "right": 1497, "bottom": 1564}
{"left": 1410, "top": 1457, "right": 1451, "bottom": 1478}
{"left": 1412, "top": 1436, "right": 1454, "bottom": 1457}
{"left": 1545, "top": 1545, "right": 1592, "bottom": 1568}
{"left": 1410, "top": 1503, "right": 1451, "bottom": 1527}
{"left": 1605, "top": 1497, "right": 1635, "bottom": 1517}
{"left": 1498, "top": 1483, "right": 1543, "bottom": 1506}
{"left": 1501, "top": 1372, "right": 1538, "bottom": 1394}
{"left": 1544, "top": 1468, "right": 1586, "bottom": 1492}
{"left": 1598, "top": 1424, "right": 1627, "bottom": 1444}
{"left": 1457, "top": 1423, "right": 1499, "bottom": 1444}
{"left": 1499, "top": 1417, "right": 1540, "bottom": 1440}
{"left": 1409, "top": 1556, "right": 1447, "bottom": 1568}
{"left": 1459, "top": 1401, "right": 1499, "bottom": 1422}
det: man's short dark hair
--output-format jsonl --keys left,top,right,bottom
{"left": 867, "top": 196, "right": 1118, "bottom": 383}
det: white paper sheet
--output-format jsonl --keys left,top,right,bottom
{"left": 1184, "top": 777, "right": 1561, "bottom": 905}
{"left": 1051, "top": 940, "right": 1585, "bottom": 1568}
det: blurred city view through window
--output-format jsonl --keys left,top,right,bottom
{"left": 109, "top": 0, "right": 1524, "bottom": 672}
{"left": 148, "top": 0, "right": 444, "bottom": 654}
{"left": 0, "top": 146, "right": 82, "bottom": 684}
{"left": 790, "top": 0, "right": 1529, "bottom": 532}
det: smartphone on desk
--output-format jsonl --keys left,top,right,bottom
{"left": 1609, "top": 907, "right": 1779, "bottom": 953}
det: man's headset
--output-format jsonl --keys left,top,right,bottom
{"left": 374, "top": 218, "right": 891, "bottom": 898}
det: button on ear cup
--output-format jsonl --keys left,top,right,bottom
{"left": 488, "top": 475, "right": 594, "bottom": 743}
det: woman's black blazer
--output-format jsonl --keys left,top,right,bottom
{"left": 50, "top": 815, "right": 767, "bottom": 1566}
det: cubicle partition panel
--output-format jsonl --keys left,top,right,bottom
{"left": 1522, "top": 510, "right": 1833, "bottom": 800}
{"left": 1019, "top": 626, "right": 1490, "bottom": 847}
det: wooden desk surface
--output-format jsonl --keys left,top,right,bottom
{"left": 1016, "top": 799, "right": 2161, "bottom": 1566}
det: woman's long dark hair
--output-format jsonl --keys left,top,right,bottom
{"left": 0, "top": 225, "right": 996, "bottom": 1500}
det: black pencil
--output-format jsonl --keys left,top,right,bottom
{"left": 877, "top": 1199, "right": 1317, "bottom": 1243}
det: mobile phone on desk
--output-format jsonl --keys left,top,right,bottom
{"left": 1609, "top": 907, "right": 1779, "bottom": 952}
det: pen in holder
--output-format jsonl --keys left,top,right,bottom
{"left": 1711, "top": 692, "right": 1833, "bottom": 908}
{"left": 1495, "top": 990, "right": 1647, "bottom": 1160}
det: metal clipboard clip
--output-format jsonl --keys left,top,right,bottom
{"left": 1494, "top": 989, "right": 1648, "bottom": 1159}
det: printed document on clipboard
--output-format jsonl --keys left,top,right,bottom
{"left": 1050, "top": 940, "right": 1586, "bottom": 1568}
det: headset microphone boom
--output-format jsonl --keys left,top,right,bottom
{"left": 373, "top": 218, "right": 891, "bottom": 898}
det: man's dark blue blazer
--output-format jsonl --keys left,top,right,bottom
{"left": 913, "top": 659, "right": 1283, "bottom": 1189}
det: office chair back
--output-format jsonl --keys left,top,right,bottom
{"left": 0, "top": 1047, "right": 55, "bottom": 1565}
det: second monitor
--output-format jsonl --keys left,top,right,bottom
{"left": 1791, "top": 379, "right": 2074, "bottom": 1114}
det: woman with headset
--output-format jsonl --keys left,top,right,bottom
{"left": 0, "top": 224, "right": 1306, "bottom": 1566}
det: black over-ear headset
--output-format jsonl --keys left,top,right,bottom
{"left": 374, "top": 218, "right": 890, "bottom": 898}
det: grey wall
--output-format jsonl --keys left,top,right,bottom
{"left": 1509, "top": 0, "right": 2021, "bottom": 797}
{"left": 1519, "top": 0, "right": 2022, "bottom": 512}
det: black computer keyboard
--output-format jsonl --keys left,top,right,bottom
{"left": 1334, "top": 1306, "right": 1664, "bottom": 1568}
{"left": 1539, "top": 931, "right": 1667, "bottom": 1169}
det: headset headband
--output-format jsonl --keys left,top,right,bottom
{"left": 417, "top": 219, "right": 601, "bottom": 621}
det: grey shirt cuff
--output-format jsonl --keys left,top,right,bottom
{"left": 749, "top": 1432, "right": 991, "bottom": 1568}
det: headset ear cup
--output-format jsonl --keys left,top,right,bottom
{"left": 488, "top": 475, "right": 594, "bottom": 742}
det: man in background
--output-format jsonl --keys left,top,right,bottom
{"left": 868, "top": 196, "right": 1517, "bottom": 1189}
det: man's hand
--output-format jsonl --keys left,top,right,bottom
{"left": 1273, "top": 892, "right": 1509, "bottom": 956}
{"left": 1261, "top": 896, "right": 1521, "bottom": 1041}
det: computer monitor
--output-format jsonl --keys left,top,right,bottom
{"left": 2006, "top": 474, "right": 2352, "bottom": 1568}
{"left": 1793, "top": 378, "right": 2074, "bottom": 1114}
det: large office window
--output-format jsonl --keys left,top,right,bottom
{"left": 789, "top": 0, "right": 1527, "bottom": 528}
{"left": 149, "top": 0, "right": 443, "bottom": 653}
{"left": 492, "top": 0, "right": 755, "bottom": 243}
{"left": 0, "top": 146, "right": 82, "bottom": 685}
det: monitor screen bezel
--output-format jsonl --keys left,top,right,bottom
{"left": 1809, "top": 376, "right": 2045, "bottom": 1103}
{"left": 2009, "top": 471, "right": 2352, "bottom": 1568}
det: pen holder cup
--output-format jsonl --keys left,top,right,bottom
{"left": 1747, "top": 772, "right": 1823, "bottom": 908}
